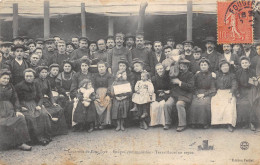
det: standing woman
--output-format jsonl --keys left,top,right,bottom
{"left": 189, "top": 57, "right": 216, "bottom": 128}
{"left": 93, "top": 61, "right": 114, "bottom": 129}
{"left": 0, "top": 69, "right": 32, "bottom": 151}
{"left": 34, "top": 66, "right": 68, "bottom": 136}
{"left": 235, "top": 56, "right": 258, "bottom": 131}
{"left": 211, "top": 59, "right": 238, "bottom": 132}
{"left": 70, "top": 58, "right": 95, "bottom": 132}
{"left": 15, "top": 68, "right": 52, "bottom": 146}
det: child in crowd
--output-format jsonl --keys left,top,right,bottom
{"left": 131, "top": 58, "right": 145, "bottom": 87}
{"left": 162, "top": 49, "right": 181, "bottom": 71}
{"left": 111, "top": 70, "right": 132, "bottom": 131}
{"left": 190, "top": 46, "right": 202, "bottom": 74}
{"left": 131, "top": 70, "right": 155, "bottom": 130}
{"left": 78, "top": 79, "right": 95, "bottom": 107}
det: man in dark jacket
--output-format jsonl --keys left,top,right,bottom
{"left": 150, "top": 41, "right": 166, "bottom": 76}
{"left": 70, "top": 37, "right": 90, "bottom": 72}
{"left": 170, "top": 59, "right": 194, "bottom": 132}
{"left": 131, "top": 33, "right": 153, "bottom": 73}
{"left": 202, "top": 36, "right": 221, "bottom": 72}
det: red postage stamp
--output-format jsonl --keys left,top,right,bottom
{"left": 217, "top": 0, "right": 255, "bottom": 44}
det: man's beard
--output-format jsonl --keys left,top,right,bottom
{"left": 207, "top": 46, "right": 213, "bottom": 51}
{"left": 224, "top": 50, "right": 230, "bottom": 54}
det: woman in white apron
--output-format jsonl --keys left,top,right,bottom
{"left": 211, "top": 59, "right": 238, "bottom": 132}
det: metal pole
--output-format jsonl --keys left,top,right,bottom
{"left": 81, "top": 3, "right": 87, "bottom": 37}
{"left": 13, "top": 3, "right": 18, "bottom": 38}
{"left": 187, "top": 0, "right": 193, "bottom": 40}
{"left": 44, "top": 1, "right": 50, "bottom": 39}
{"left": 108, "top": 17, "right": 114, "bottom": 36}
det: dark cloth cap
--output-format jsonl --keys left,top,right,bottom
{"left": 179, "top": 59, "right": 190, "bottom": 64}
{"left": 1, "top": 42, "right": 13, "bottom": 47}
{"left": 11, "top": 44, "right": 27, "bottom": 51}
{"left": 12, "top": 36, "right": 24, "bottom": 41}
{"left": 23, "top": 68, "right": 36, "bottom": 76}
{"left": 118, "top": 58, "right": 129, "bottom": 67}
{"left": 132, "top": 58, "right": 144, "bottom": 65}
{"left": 89, "top": 40, "right": 97, "bottom": 45}
{"left": 35, "top": 38, "right": 45, "bottom": 44}
{"left": 0, "top": 69, "right": 11, "bottom": 78}
{"left": 239, "top": 56, "right": 250, "bottom": 63}
{"left": 49, "top": 63, "right": 60, "bottom": 70}
{"left": 182, "top": 40, "right": 194, "bottom": 45}
{"left": 203, "top": 36, "right": 216, "bottom": 43}
{"left": 79, "top": 37, "right": 89, "bottom": 42}
{"left": 163, "top": 45, "right": 173, "bottom": 51}
{"left": 144, "top": 40, "right": 152, "bottom": 45}
{"left": 27, "top": 41, "right": 36, "bottom": 46}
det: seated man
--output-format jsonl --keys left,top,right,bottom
{"left": 170, "top": 59, "right": 194, "bottom": 132}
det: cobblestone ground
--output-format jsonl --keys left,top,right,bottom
{"left": 1, "top": 125, "right": 260, "bottom": 165}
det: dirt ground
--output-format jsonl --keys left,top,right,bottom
{"left": 1, "top": 125, "right": 260, "bottom": 165}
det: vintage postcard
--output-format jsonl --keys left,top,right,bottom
{"left": 0, "top": 0, "right": 260, "bottom": 165}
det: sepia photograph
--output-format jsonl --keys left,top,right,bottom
{"left": 0, "top": 0, "right": 260, "bottom": 164}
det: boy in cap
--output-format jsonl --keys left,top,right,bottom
{"left": 166, "top": 37, "right": 175, "bottom": 49}
{"left": 27, "top": 41, "right": 36, "bottom": 54}
{"left": 35, "top": 38, "right": 45, "bottom": 49}
{"left": 5, "top": 44, "right": 30, "bottom": 85}
{"left": 0, "top": 42, "right": 13, "bottom": 63}
{"left": 12, "top": 36, "right": 24, "bottom": 46}
{"left": 144, "top": 40, "right": 153, "bottom": 52}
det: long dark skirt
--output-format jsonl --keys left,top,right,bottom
{"left": 253, "top": 87, "right": 260, "bottom": 125}
{"left": 42, "top": 98, "right": 68, "bottom": 136}
{"left": 73, "top": 101, "right": 96, "bottom": 124}
{"left": 20, "top": 100, "right": 52, "bottom": 143}
{"left": 237, "top": 88, "right": 258, "bottom": 125}
{"left": 0, "top": 101, "right": 31, "bottom": 150}
{"left": 111, "top": 98, "right": 130, "bottom": 120}
{"left": 189, "top": 96, "right": 211, "bottom": 125}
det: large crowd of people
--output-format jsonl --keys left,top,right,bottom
{"left": 0, "top": 32, "right": 260, "bottom": 151}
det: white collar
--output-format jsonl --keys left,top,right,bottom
{"left": 224, "top": 52, "right": 231, "bottom": 56}
{"left": 15, "top": 58, "right": 23, "bottom": 65}
{"left": 207, "top": 50, "right": 214, "bottom": 54}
